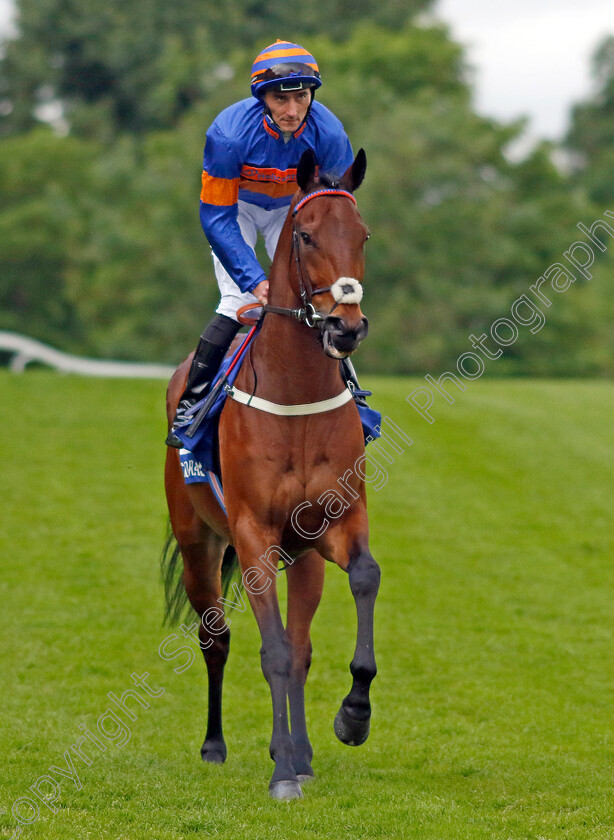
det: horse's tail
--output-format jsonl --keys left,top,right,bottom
{"left": 220, "top": 544, "right": 240, "bottom": 602}
{"left": 160, "top": 525, "right": 189, "bottom": 626}
{"left": 160, "top": 524, "right": 241, "bottom": 625}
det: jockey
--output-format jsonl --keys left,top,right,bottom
{"left": 167, "top": 40, "right": 365, "bottom": 447}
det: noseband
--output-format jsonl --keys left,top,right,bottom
{"left": 263, "top": 188, "right": 361, "bottom": 328}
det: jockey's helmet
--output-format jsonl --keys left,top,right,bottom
{"left": 251, "top": 40, "right": 322, "bottom": 99}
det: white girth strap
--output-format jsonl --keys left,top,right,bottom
{"left": 227, "top": 385, "right": 353, "bottom": 416}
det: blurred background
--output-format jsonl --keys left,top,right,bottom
{"left": 0, "top": 0, "right": 613, "bottom": 376}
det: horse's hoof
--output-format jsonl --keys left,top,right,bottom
{"left": 269, "top": 780, "right": 303, "bottom": 801}
{"left": 201, "top": 749, "right": 226, "bottom": 764}
{"left": 201, "top": 740, "right": 227, "bottom": 764}
{"left": 334, "top": 705, "right": 370, "bottom": 746}
{"left": 293, "top": 758, "right": 314, "bottom": 782}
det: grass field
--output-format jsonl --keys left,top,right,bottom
{"left": 1, "top": 370, "right": 613, "bottom": 840}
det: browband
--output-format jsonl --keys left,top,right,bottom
{"left": 293, "top": 189, "right": 356, "bottom": 215}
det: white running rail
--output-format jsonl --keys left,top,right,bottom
{"left": 0, "top": 331, "right": 175, "bottom": 379}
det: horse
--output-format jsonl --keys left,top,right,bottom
{"left": 163, "top": 147, "right": 380, "bottom": 800}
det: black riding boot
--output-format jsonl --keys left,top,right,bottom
{"left": 341, "top": 357, "right": 372, "bottom": 409}
{"left": 166, "top": 313, "right": 241, "bottom": 448}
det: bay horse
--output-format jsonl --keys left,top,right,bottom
{"left": 163, "top": 148, "right": 380, "bottom": 800}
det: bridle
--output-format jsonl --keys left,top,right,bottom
{"left": 263, "top": 188, "right": 360, "bottom": 329}
{"left": 227, "top": 187, "right": 365, "bottom": 417}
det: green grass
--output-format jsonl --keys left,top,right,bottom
{"left": 1, "top": 371, "right": 613, "bottom": 839}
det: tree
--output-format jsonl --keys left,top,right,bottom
{"left": 1, "top": 15, "right": 612, "bottom": 375}
{"left": 0, "top": 0, "right": 431, "bottom": 138}
{"left": 313, "top": 23, "right": 602, "bottom": 375}
{"left": 0, "top": 129, "right": 93, "bottom": 349}
{"left": 0, "top": 118, "right": 221, "bottom": 361}
{"left": 565, "top": 36, "right": 614, "bottom": 206}
{"left": 0, "top": 0, "right": 224, "bottom": 137}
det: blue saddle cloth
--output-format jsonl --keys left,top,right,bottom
{"left": 175, "top": 341, "right": 382, "bottom": 510}
{"left": 175, "top": 348, "right": 245, "bottom": 463}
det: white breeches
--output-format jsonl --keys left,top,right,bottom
{"left": 214, "top": 200, "right": 288, "bottom": 321}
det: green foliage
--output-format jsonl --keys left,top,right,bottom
{"left": 315, "top": 24, "right": 611, "bottom": 375}
{"left": 0, "top": 0, "right": 223, "bottom": 136}
{"left": 1, "top": 3, "right": 613, "bottom": 374}
{"left": 0, "top": 129, "right": 92, "bottom": 349}
{"left": 0, "top": 0, "right": 429, "bottom": 137}
{"left": 566, "top": 36, "right": 614, "bottom": 205}
{"left": 62, "top": 126, "right": 216, "bottom": 361}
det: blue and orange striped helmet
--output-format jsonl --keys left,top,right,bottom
{"left": 251, "top": 40, "right": 322, "bottom": 99}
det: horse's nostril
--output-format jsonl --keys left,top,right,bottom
{"left": 323, "top": 316, "right": 368, "bottom": 343}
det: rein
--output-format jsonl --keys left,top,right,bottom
{"left": 262, "top": 188, "right": 358, "bottom": 328}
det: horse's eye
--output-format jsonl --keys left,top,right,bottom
{"left": 300, "top": 232, "right": 312, "bottom": 245}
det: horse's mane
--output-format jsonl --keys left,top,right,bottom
{"left": 289, "top": 170, "right": 345, "bottom": 215}
{"left": 315, "top": 171, "right": 344, "bottom": 190}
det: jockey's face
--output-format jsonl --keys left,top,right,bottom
{"left": 263, "top": 88, "right": 312, "bottom": 133}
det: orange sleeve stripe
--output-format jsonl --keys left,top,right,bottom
{"left": 200, "top": 171, "right": 239, "bottom": 206}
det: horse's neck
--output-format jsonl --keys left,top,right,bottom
{"left": 257, "top": 312, "right": 339, "bottom": 399}
{"left": 242, "top": 214, "right": 342, "bottom": 402}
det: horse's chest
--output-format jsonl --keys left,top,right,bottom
{"left": 270, "top": 455, "right": 346, "bottom": 509}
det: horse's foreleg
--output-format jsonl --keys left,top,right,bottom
{"left": 335, "top": 547, "right": 380, "bottom": 745}
{"left": 325, "top": 526, "right": 381, "bottom": 747}
{"left": 234, "top": 530, "right": 301, "bottom": 800}
{"left": 285, "top": 550, "right": 325, "bottom": 781}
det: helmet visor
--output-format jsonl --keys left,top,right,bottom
{"left": 252, "top": 62, "right": 321, "bottom": 95}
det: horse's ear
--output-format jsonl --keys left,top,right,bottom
{"left": 297, "top": 149, "right": 318, "bottom": 192}
{"left": 342, "top": 148, "right": 367, "bottom": 193}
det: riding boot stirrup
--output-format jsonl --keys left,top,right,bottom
{"left": 166, "top": 314, "right": 240, "bottom": 448}
{"left": 341, "top": 358, "right": 371, "bottom": 410}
